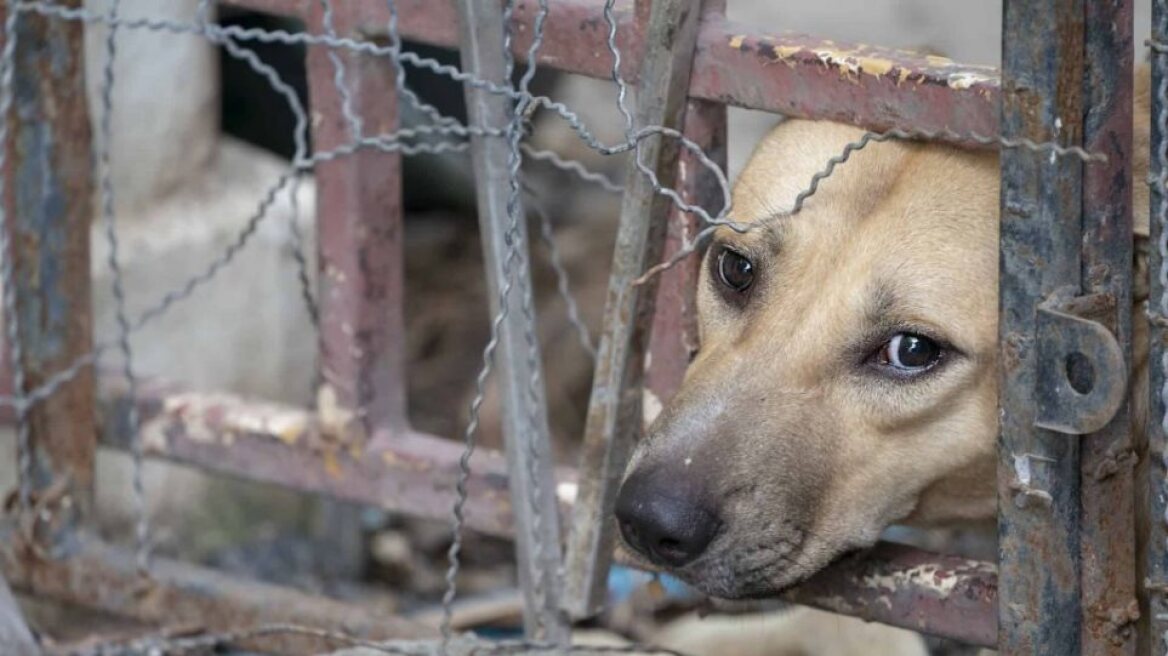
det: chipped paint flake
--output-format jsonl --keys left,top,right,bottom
{"left": 861, "top": 563, "right": 963, "bottom": 602}
{"left": 160, "top": 392, "right": 312, "bottom": 445}
{"left": 317, "top": 384, "right": 356, "bottom": 438}
{"left": 643, "top": 388, "right": 663, "bottom": 427}
{"left": 947, "top": 71, "right": 994, "bottom": 90}
{"left": 557, "top": 481, "right": 578, "bottom": 505}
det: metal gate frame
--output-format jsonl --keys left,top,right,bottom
{"left": 0, "top": 0, "right": 1153, "bottom": 653}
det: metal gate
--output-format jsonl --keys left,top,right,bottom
{"left": 0, "top": 0, "right": 1159, "bottom": 653}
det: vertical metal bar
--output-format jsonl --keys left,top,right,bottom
{"left": 455, "top": 0, "right": 567, "bottom": 639}
{"left": 1146, "top": 0, "right": 1168, "bottom": 650}
{"left": 998, "top": 0, "right": 1084, "bottom": 652}
{"left": 1078, "top": 0, "right": 1136, "bottom": 651}
{"left": 562, "top": 0, "right": 707, "bottom": 620}
{"left": 645, "top": 99, "right": 726, "bottom": 406}
{"left": 307, "top": 4, "right": 408, "bottom": 445}
{"left": 643, "top": 1, "right": 727, "bottom": 409}
{"left": 0, "top": 0, "right": 96, "bottom": 553}
{"left": 306, "top": 1, "right": 406, "bottom": 583}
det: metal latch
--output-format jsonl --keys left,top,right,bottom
{"left": 1034, "top": 293, "right": 1126, "bottom": 435}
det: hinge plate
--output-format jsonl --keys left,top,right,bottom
{"left": 1034, "top": 293, "right": 1126, "bottom": 435}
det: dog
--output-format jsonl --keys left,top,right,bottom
{"left": 614, "top": 69, "right": 1152, "bottom": 603}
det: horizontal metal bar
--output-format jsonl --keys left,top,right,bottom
{"left": 221, "top": 0, "right": 999, "bottom": 141}
{"left": 74, "top": 379, "right": 999, "bottom": 643}
{"left": 778, "top": 542, "right": 998, "bottom": 647}
{"left": 0, "top": 537, "right": 434, "bottom": 655}
{"left": 94, "top": 378, "right": 563, "bottom": 539}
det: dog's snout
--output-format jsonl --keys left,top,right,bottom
{"left": 615, "top": 467, "right": 719, "bottom": 567}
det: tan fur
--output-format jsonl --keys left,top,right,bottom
{"left": 622, "top": 67, "right": 1152, "bottom": 599}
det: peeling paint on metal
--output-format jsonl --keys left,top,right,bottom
{"left": 861, "top": 562, "right": 961, "bottom": 599}
{"left": 160, "top": 392, "right": 311, "bottom": 444}
{"left": 316, "top": 383, "right": 355, "bottom": 439}
{"left": 642, "top": 388, "right": 663, "bottom": 426}
{"left": 556, "top": 481, "right": 578, "bottom": 505}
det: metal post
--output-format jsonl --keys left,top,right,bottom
{"left": 1078, "top": 0, "right": 1136, "bottom": 651}
{"left": 645, "top": 0, "right": 728, "bottom": 411}
{"left": 999, "top": 0, "right": 1134, "bottom": 653}
{"left": 306, "top": 2, "right": 407, "bottom": 581}
{"left": 455, "top": 0, "right": 567, "bottom": 640}
{"left": 645, "top": 99, "right": 726, "bottom": 406}
{"left": 308, "top": 3, "right": 408, "bottom": 446}
{"left": 998, "top": 0, "right": 1083, "bottom": 652}
{"left": 0, "top": 0, "right": 96, "bottom": 554}
{"left": 562, "top": 0, "right": 708, "bottom": 620}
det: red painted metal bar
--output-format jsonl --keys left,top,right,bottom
{"left": 223, "top": 0, "right": 1000, "bottom": 142}
{"left": 644, "top": 98, "right": 725, "bottom": 406}
{"left": 307, "top": 2, "right": 408, "bottom": 445}
{"left": 0, "top": 538, "right": 434, "bottom": 655}
{"left": 94, "top": 379, "right": 542, "bottom": 540}
{"left": 0, "top": 0, "right": 96, "bottom": 547}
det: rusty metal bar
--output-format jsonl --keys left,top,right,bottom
{"left": 780, "top": 542, "right": 998, "bottom": 648}
{"left": 997, "top": 0, "right": 1082, "bottom": 649}
{"left": 0, "top": 0, "right": 96, "bottom": 553}
{"left": 996, "top": 0, "right": 1138, "bottom": 652}
{"left": 562, "top": 0, "right": 707, "bottom": 620}
{"left": 1147, "top": 0, "right": 1168, "bottom": 651}
{"left": 455, "top": 0, "right": 566, "bottom": 639}
{"left": 1077, "top": 0, "right": 1137, "bottom": 651}
{"left": 223, "top": 0, "right": 1000, "bottom": 143}
{"left": 94, "top": 379, "right": 542, "bottom": 540}
{"left": 307, "top": 2, "right": 407, "bottom": 444}
{"left": 0, "top": 537, "right": 434, "bottom": 655}
{"left": 644, "top": 100, "right": 725, "bottom": 406}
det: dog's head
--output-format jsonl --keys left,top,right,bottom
{"left": 615, "top": 120, "right": 1004, "bottom": 598}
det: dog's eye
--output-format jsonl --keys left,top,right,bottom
{"left": 876, "top": 333, "right": 941, "bottom": 372}
{"left": 717, "top": 248, "right": 754, "bottom": 293}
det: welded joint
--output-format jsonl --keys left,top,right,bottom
{"left": 1034, "top": 294, "right": 1127, "bottom": 435}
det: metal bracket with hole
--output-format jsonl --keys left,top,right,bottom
{"left": 1034, "top": 294, "right": 1127, "bottom": 435}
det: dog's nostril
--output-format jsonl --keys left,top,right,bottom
{"left": 614, "top": 468, "right": 720, "bottom": 568}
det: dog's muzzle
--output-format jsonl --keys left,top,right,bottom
{"left": 615, "top": 465, "right": 720, "bottom": 567}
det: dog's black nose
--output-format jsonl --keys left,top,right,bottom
{"left": 615, "top": 467, "right": 719, "bottom": 567}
